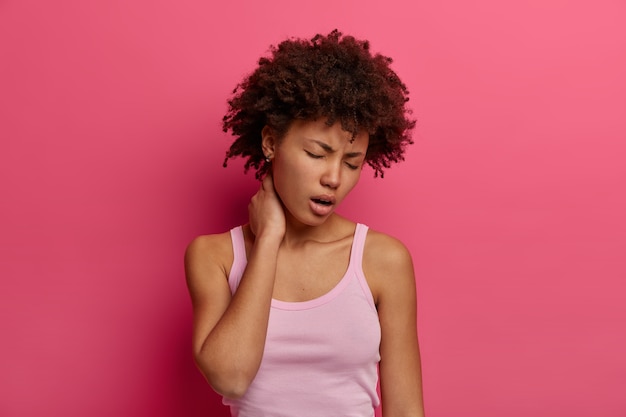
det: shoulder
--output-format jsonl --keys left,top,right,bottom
{"left": 362, "top": 227, "right": 415, "bottom": 303}
{"left": 185, "top": 230, "right": 234, "bottom": 264}
{"left": 363, "top": 227, "right": 413, "bottom": 270}
{"left": 184, "top": 229, "right": 236, "bottom": 288}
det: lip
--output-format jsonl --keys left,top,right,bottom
{"left": 309, "top": 194, "right": 336, "bottom": 216}
{"left": 311, "top": 194, "right": 336, "bottom": 205}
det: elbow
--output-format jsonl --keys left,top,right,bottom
{"left": 213, "top": 382, "right": 249, "bottom": 400}
{"left": 194, "top": 353, "right": 253, "bottom": 399}
{"left": 210, "top": 375, "right": 251, "bottom": 400}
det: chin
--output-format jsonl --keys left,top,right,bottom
{"left": 290, "top": 211, "right": 333, "bottom": 228}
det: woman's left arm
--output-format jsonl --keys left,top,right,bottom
{"left": 364, "top": 232, "right": 425, "bottom": 417}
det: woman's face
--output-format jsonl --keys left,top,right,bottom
{"left": 263, "top": 118, "right": 369, "bottom": 228}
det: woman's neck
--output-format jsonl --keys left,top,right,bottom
{"left": 281, "top": 213, "right": 352, "bottom": 247}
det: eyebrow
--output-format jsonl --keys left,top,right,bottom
{"left": 308, "top": 139, "right": 364, "bottom": 158}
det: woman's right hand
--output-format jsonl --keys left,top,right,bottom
{"left": 248, "top": 174, "right": 285, "bottom": 241}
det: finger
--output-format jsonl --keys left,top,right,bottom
{"left": 261, "top": 173, "right": 274, "bottom": 193}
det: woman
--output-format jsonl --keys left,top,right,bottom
{"left": 185, "top": 30, "right": 425, "bottom": 417}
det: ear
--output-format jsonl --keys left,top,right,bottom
{"left": 261, "top": 125, "right": 277, "bottom": 158}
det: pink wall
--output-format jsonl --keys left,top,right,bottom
{"left": 1, "top": 1, "right": 625, "bottom": 416}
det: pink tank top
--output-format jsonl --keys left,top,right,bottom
{"left": 223, "top": 223, "right": 381, "bottom": 417}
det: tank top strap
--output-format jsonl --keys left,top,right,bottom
{"left": 228, "top": 226, "right": 246, "bottom": 294}
{"left": 349, "top": 223, "right": 368, "bottom": 269}
{"left": 350, "top": 223, "right": 377, "bottom": 311}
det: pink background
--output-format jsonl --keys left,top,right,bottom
{"left": 1, "top": 0, "right": 625, "bottom": 416}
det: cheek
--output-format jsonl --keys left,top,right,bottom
{"left": 270, "top": 159, "right": 299, "bottom": 200}
{"left": 345, "top": 169, "right": 363, "bottom": 187}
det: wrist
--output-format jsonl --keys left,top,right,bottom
{"left": 254, "top": 230, "right": 283, "bottom": 247}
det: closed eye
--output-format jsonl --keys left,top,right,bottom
{"left": 305, "top": 150, "right": 323, "bottom": 159}
{"left": 345, "top": 162, "right": 359, "bottom": 170}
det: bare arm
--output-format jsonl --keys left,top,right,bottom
{"left": 365, "top": 232, "right": 425, "bottom": 417}
{"left": 185, "top": 175, "right": 285, "bottom": 398}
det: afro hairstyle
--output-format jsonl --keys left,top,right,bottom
{"left": 222, "top": 29, "right": 415, "bottom": 179}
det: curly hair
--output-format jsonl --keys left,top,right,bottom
{"left": 222, "top": 29, "right": 415, "bottom": 179}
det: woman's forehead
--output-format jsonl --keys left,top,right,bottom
{"left": 285, "top": 119, "right": 369, "bottom": 147}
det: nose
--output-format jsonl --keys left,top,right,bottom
{"left": 321, "top": 161, "right": 341, "bottom": 190}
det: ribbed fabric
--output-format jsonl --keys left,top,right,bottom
{"left": 223, "top": 224, "right": 381, "bottom": 417}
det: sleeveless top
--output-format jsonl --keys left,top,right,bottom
{"left": 223, "top": 223, "right": 381, "bottom": 417}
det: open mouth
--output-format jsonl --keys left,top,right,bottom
{"left": 311, "top": 198, "right": 333, "bottom": 206}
